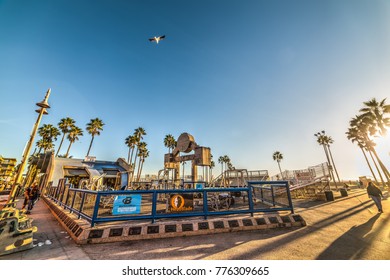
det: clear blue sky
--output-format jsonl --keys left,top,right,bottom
{"left": 1, "top": 0, "right": 389, "bottom": 180}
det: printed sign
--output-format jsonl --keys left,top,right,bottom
{"left": 168, "top": 193, "right": 194, "bottom": 212}
{"left": 195, "top": 183, "right": 204, "bottom": 189}
{"left": 112, "top": 195, "right": 142, "bottom": 215}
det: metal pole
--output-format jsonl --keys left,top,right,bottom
{"left": 6, "top": 89, "right": 51, "bottom": 204}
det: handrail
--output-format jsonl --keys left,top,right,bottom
{"left": 45, "top": 181, "right": 294, "bottom": 226}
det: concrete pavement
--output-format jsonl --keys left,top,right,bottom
{"left": 0, "top": 188, "right": 389, "bottom": 260}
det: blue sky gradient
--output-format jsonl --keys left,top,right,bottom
{"left": 1, "top": 0, "right": 389, "bottom": 179}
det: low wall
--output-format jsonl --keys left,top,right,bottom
{"left": 42, "top": 196, "right": 306, "bottom": 245}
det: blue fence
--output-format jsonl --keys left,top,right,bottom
{"left": 45, "top": 181, "right": 294, "bottom": 226}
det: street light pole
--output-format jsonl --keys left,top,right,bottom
{"left": 7, "top": 89, "right": 51, "bottom": 204}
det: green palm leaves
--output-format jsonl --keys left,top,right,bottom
{"left": 86, "top": 118, "right": 105, "bottom": 157}
{"left": 347, "top": 98, "right": 390, "bottom": 186}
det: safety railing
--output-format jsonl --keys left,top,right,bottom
{"left": 45, "top": 181, "right": 294, "bottom": 226}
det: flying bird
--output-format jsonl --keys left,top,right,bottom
{"left": 149, "top": 35, "right": 165, "bottom": 44}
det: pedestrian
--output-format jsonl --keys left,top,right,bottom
{"left": 367, "top": 181, "right": 384, "bottom": 213}
{"left": 21, "top": 185, "right": 31, "bottom": 210}
{"left": 26, "top": 182, "right": 40, "bottom": 214}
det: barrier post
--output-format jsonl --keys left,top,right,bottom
{"left": 78, "top": 192, "right": 87, "bottom": 219}
{"left": 91, "top": 192, "right": 100, "bottom": 227}
{"left": 203, "top": 190, "right": 208, "bottom": 219}
{"left": 248, "top": 187, "right": 254, "bottom": 217}
{"left": 151, "top": 191, "right": 157, "bottom": 223}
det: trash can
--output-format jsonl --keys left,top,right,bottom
{"left": 340, "top": 188, "right": 348, "bottom": 197}
{"left": 325, "top": 190, "right": 334, "bottom": 201}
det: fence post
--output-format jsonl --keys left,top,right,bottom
{"left": 285, "top": 181, "right": 294, "bottom": 214}
{"left": 151, "top": 191, "right": 157, "bottom": 224}
{"left": 271, "top": 185, "right": 275, "bottom": 206}
{"left": 91, "top": 192, "right": 100, "bottom": 227}
{"left": 70, "top": 189, "right": 77, "bottom": 214}
{"left": 203, "top": 190, "right": 208, "bottom": 219}
{"left": 248, "top": 186, "right": 254, "bottom": 217}
{"left": 78, "top": 192, "right": 87, "bottom": 219}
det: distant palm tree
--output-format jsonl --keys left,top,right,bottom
{"left": 218, "top": 156, "right": 225, "bottom": 175}
{"left": 136, "top": 145, "right": 149, "bottom": 182}
{"left": 272, "top": 151, "right": 284, "bottom": 179}
{"left": 65, "top": 126, "right": 83, "bottom": 158}
{"left": 37, "top": 124, "right": 60, "bottom": 152}
{"left": 56, "top": 117, "right": 75, "bottom": 156}
{"left": 132, "top": 127, "right": 146, "bottom": 169}
{"left": 164, "top": 134, "right": 177, "bottom": 154}
{"left": 125, "top": 135, "right": 137, "bottom": 164}
{"left": 86, "top": 118, "right": 104, "bottom": 157}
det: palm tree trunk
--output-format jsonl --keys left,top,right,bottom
{"left": 360, "top": 147, "right": 378, "bottom": 183}
{"left": 323, "top": 144, "right": 338, "bottom": 190}
{"left": 127, "top": 147, "right": 131, "bottom": 163}
{"left": 367, "top": 148, "right": 386, "bottom": 186}
{"left": 327, "top": 145, "right": 341, "bottom": 183}
{"left": 65, "top": 142, "right": 73, "bottom": 158}
{"left": 277, "top": 161, "right": 283, "bottom": 179}
{"left": 56, "top": 134, "right": 66, "bottom": 156}
{"left": 137, "top": 159, "right": 145, "bottom": 182}
{"left": 86, "top": 136, "right": 95, "bottom": 157}
{"left": 370, "top": 148, "right": 390, "bottom": 185}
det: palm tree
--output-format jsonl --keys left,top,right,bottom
{"left": 56, "top": 117, "right": 75, "bottom": 156}
{"left": 324, "top": 136, "right": 341, "bottom": 183}
{"left": 346, "top": 127, "right": 378, "bottom": 183}
{"left": 65, "top": 126, "right": 83, "bottom": 158}
{"left": 272, "top": 151, "right": 284, "bottom": 180}
{"left": 37, "top": 124, "right": 60, "bottom": 152}
{"left": 164, "top": 134, "right": 177, "bottom": 154}
{"left": 349, "top": 114, "right": 388, "bottom": 185}
{"left": 125, "top": 135, "right": 137, "bottom": 164}
{"left": 209, "top": 160, "right": 215, "bottom": 183}
{"left": 360, "top": 98, "right": 390, "bottom": 136}
{"left": 85, "top": 118, "right": 104, "bottom": 157}
{"left": 218, "top": 156, "right": 225, "bottom": 175}
{"left": 131, "top": 127, "right": 146, "bottom": 169}
{"left": 136, "top": 146, "right": 149, "bottom": 182}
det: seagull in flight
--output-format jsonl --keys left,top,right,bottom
{"left": 149, "top": 35, "right": 165, "bottom": 44}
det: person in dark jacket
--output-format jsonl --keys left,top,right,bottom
{"left": 26, "top": 182, "right": 40, "bottom": 213}
{"left": 367, "top": 182, "right": 383, "bottom": 213}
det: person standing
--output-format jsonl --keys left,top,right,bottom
{"left": 367, "top": 182, "right": 384, "bottom": 213}
{"left": 26, "top": 182, "right": 40, "bottom": 213}
{"left": 21, "top": 185, "right": 31, "bottom": 210}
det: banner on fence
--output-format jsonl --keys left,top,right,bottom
{"left": 168, "top": 193, "right": 194, "bottom": 212}
{"left": 112, "top": 194, "right": 142, "bottom": 215}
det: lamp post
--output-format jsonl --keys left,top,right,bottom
{"left": 7, "top": 89, "right": 51, "bottom": 204}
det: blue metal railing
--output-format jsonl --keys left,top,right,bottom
{"left": 45, "top": 181, "right": 294, "bottom": 227}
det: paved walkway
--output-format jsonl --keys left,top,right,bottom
{"left": 0, "top": 188, "right": 389, "bottom": 260}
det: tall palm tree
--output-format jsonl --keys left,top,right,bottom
{"left": 218, "top": 156, "right": 225, "bottom": 175}
{"left": 346, "top": 127, "right": 378, "bottom": 183}
{"left": 164, "top": 134, "right": 177, "bottom": 154}
{"left": 131, "top": 127, "right": 147, "bottom": 170}
{"left": 65, "top": 126, "right": 83, "bottom": 158}
{"left": 125, "top": 135, "right": 137, "bottom": 164}
{"left": 56, "top": 117, "right": 75, "bottom": 156}
{"left": 86, "top": 118, "right": 104, "bottom": 157}
{"left": 37, "top": 124, "right": 60, "bottom": 152}
{"left": 349, "top": 114, "right": 388, "bottom": 185}
{"left": 209, "top": 160, "right": 215, "bottom": 183}
{"left": 360, "top": 98, "right": 390, "bottom": 136}
{"left": 136, "top": 146, "right": 149, "bottom": 182}
{"left": 324, "top": 136, "right": 341, "bottom": 183}
{"left": 272, "top": 151, "right": 284, "bottom": 179}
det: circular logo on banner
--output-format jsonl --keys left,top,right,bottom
{"left": 170, "top": 194, "right": 185, "bottom": 211}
